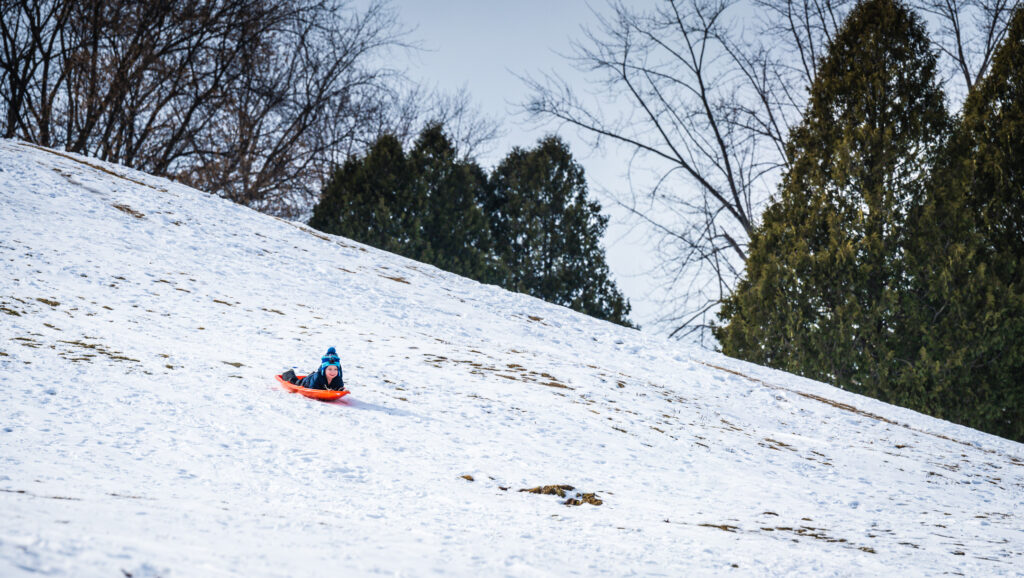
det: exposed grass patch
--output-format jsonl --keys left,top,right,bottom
{"left": 285, "top": 221, "right": 368, "bottom": 252}
{"left": 213, "top": 299, "right": 234, "bottom": 306}
{"left": 36, "top": 297, "right": 60, "bottom": 307}
{"left": 0, "top": 488, "right": 81, "bottom": 501}
{"left": 695, "top": 361, "right": 1019, "bottom": 463}
{"left": 521, "top": 485, "right": 575, "bottom": 497}
{"left": 58, "top": 339, "right": 139, "bottom": 363}
{"left": 761, "top": 525, "right": 849, "bottom": 544}
{"left": 460, "top": 475, "right": 475, "bottom": 482}
{"left": 697, "top": 361, "right": 900, "bottom": 424}
{"left": 381, "top": 274, "right": 410, "bottom": 285}
{"left": 565, "top": 493, "right": 603, "bottom": 506}
{"left": 519, "top": 485, "right": 603, "bottom": 506}
{"left": 13, "top": 336, "right": 42, "bottom": 348}
{"left": 542, "top": 381, "right": 571, "bottom": 389}
{"left": 794, "top": 390, "right": 900, "bottom": 426}
{"left": 700, "top": 523, "right": 740, "bottom": 532}
{"left": 761, "top": 438, "right": 798, "bottom": 452}
{"left": 694, "top": 518, "right": 879, "bottom": 554}
{"left": 112, "top": 203, "right": 145, "bottom": 219}
{"left": 719, "top": 418, "right": 743, "bottom": 432}
{"left": 261, "top": 307, "right": 285, "bottom": 315}
{"left": 424, "top": 352, "right": 573, "bottom": 390}
{"left": 26, "top": 143, "right": 162, "bottom": 191}
{"left": 222, "top": 361, "right": 244, "bottom": 368}
{"left": 301, "top": 228, "right": 333, "bottom": 244}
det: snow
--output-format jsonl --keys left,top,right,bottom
{"left": 0, "top": 138, "right": 1021, "bottom": 577}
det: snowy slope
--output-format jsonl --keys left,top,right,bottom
{"left": 1, "top": 138, "right": 1021, "bottom": 577}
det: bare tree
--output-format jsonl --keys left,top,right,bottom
{"left": 756, "top": 0, "right": 1016, "bottom": 98}
{"left": 525, "top": 0, "right": 1018, "bottom": 343}
{"left": 525, "top": 0, "right": 771, "bottom": 343}
{"left": 915, "top": 0, "right": 1015, "bottom": 94}
{"left": 174, "top": 0, "right": 413, "bottom": 217}
{"left": 347, "top": 82, "right": 505, "bottom": 168}
{"left": 0, "top": 0, "right": 414, "bottom": 218}
{"left": 415, "top": 86, "right": 504, "bottom": 162}
{"left": 0, "top": 0, "right": 73, "bottom": 143}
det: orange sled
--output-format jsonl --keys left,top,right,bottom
{"left": 276, "top": 374, "right": 350, "bottom": 401}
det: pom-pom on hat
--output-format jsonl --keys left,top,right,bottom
{"left": 321, "top": 346, "right": 341, "bottom": 370}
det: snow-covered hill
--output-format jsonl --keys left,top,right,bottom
{"left": 1, "top": 139, "right": 1021, "bottom": 576}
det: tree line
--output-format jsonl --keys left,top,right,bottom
{"left": 309, "top": 124, "right": 634, "bottom": 327}
{"left": 0, "top": 0, "right": 501, "bottom": 218}
{"left": 714, "top": 0, "right": 1023, "bottom": 442}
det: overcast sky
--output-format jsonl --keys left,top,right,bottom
{"left": 390, "top": 0, "right": 662, "bottom": 326}
{"left": 394, "top": 0, "right": 599, "bottom": 157}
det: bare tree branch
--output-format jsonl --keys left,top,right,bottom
{"left": 523, "top": 0, "right": 1017, "bottom": 344}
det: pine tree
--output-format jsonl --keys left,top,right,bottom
{"left": 309, "top": 134, "right": 418, "bottom": 255}
{"left": 715, "top": 0, "right": 949, "bottom": 401}
{"left": 312, "top": 130, "right": 632, "bottom": 327}
{"left": 905, "top": 7, "right": 1024, "bottom": 441}
{"left": 487, "top": 136, "right": 633, "bottom": 326}
{"left": 310, "top": 125, "right": 495, "bottom": 281}
{"left": 407, "top": 124, "right": 495, "bottom": 281}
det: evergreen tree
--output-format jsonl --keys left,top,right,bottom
{"left": 407, "top": 124, "right": 495, "bottom": 281}
{"left": 310, "top": 125, "right": 495, "bottom": 281}
{"left": 715, "top": 0, "right": 949, "bottom": 401}
{"left": 905, "top": 7, "right": 1024, "bottom": 441}
{"left": 309, "top": 134, "right": 418, "bottom": 255}
{"left": 487, "top": 136, "right": 633, "bottom": 326}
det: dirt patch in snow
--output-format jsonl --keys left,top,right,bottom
{"left": 520, "top": 485, "right": 603, "bottom": 506}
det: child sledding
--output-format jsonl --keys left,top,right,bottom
{"left": 277, "top": 346, "right": 350, "bottom": 401}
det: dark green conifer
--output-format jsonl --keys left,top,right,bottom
{"left": 312, "top": 129, "right": 632, "bottom": 327}
{"left": 309, "top": 134, "right": 417, "bottom": 255}
{"left": 716, "top": 0, "right": 949, "bottom": 400}
{"left": 407, "top": 124, "right": 495, "bottom": 281}
{"left": 310, "top": 125, "right": 495, "bottom": 281}
{"left": 905, "top": 7, "right": 1024, "bottom": 441}
{"left": 487, "top": 136, "right": 633, "bottom": 326}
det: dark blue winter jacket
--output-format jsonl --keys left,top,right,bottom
{"left": 298, "top": 366, "right": 344, "bottom": 391}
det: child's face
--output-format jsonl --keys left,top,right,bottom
{"left": 325, "top": 365, "right": 339, "bottom": 381}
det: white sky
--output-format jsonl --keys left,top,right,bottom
{"left": 390, "top": 0, "right": 662, "bottom": 327}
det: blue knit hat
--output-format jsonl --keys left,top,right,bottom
{"left": 321, "top": 346, "right": 341, "bottom": 370}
